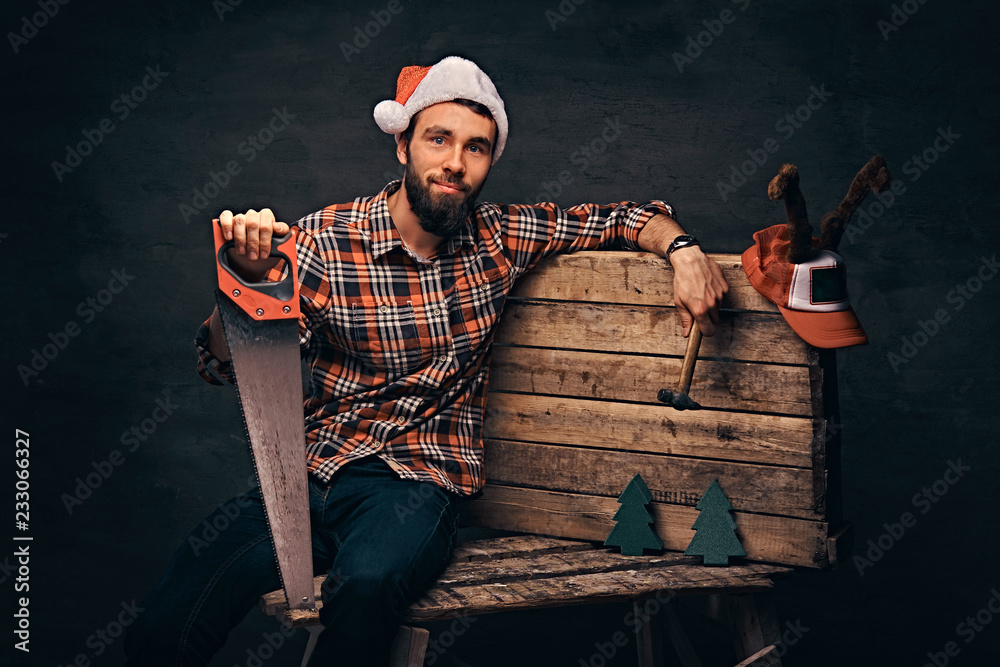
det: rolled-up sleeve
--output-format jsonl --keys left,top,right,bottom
{"left": 501, "top": 199, "right": 675, "bottom": 276}
{"left": 194, "top": 317, "right": 235, "bottom": 385}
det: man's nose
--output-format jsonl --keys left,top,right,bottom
{"left": 441, "top": 146, "right": 465, "bottom": 174}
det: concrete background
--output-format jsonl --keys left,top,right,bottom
{"left": 4, "top": 0, "right": 998, "bottom": 665}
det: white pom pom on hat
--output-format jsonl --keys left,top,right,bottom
{"left": 373, "top": 56, "right": 508, "bottom": 164}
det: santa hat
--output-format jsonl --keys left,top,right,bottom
{"left": 373, "top": 56, "right": 508, "bottom": 164}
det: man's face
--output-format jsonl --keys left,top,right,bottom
{"left": 398, "top": 102, "right": 496, "bottom": 238}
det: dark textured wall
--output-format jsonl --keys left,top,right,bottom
{"left": 5, "top": 0, "right": 998, "bottom": 665}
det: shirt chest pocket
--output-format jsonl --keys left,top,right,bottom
{"left": 453, "top": 267, "right": 510, "bottom": 354}
{"left": 348, "top": 298, "right": 431, "bottom": 377}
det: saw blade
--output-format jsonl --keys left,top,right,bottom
{"left": 217, "top": 290, "right": 315, "bottom": 612}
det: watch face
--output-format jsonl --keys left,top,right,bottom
{"left": 669, "top": 235, "right": 698, "bottom": 255}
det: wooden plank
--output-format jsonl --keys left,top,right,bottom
{"left": 450, "top": 535, "right": 593, "bottom": 562}
{"left": 728, "top": 594, "right": 783, "bottom": 666}
{"left": 389, "top": 626, "right": 429, "bottom": 667}
{"left": 264, "top": 536, "right": 791, "bottom": 624}
{"left": 483, "top": 440, "right": 821, "bottom": 520}
{"left": 410, "top": 564, "right": 782, "bottom": 621}
{"left": 461, "top": 486, "right": 830, "bottom": 568}
{"left": 663, "top": 602, "right": 703, "bottom": 667}
{"left": 484, "top": 395, "right": 815, "bottom": 468}
{"left": 815, "top": 349, "right": 841, "bottom": 527}
{"left": 489, "top": 346, "right": 815, "bottom": 416}
{"left": 734, "top": 645, "right": 781, "bottom": 667}
{"left": 509, "top": 251, "right": 776, "bottom": 313}
{"left": 826, "top": 522, "right": 853, "bottom": 568}
{"left": 729, "top": 595, "right": 765, "bottom": 660}
{"left": 300, "top": 627, "right": 321, "bottom": 667}
{"left": 636, "top": 598, "right": 668, "bottom": 667}
{"left": 269, "top": 546, "right": 735, "bottom": 616}
{"left": 262, "top": 536, "right": 643, "bottom": 616}
{"left": 277, "top": 565, "right": 784, "bottom": 626}
{"left": 493, "top": 302, "right": 810, "bottom": 365}
{"left": 434, "top": 548, "right": 701, "bottom": 587}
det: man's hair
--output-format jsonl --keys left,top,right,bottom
{"left": 401, "top": 98, "right": 498, "bottom": 154}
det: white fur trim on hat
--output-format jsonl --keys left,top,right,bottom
{"left": 374, "top": 56, "right": 508, "bottom": 164}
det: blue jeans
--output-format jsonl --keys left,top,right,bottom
{"left": 123, "top": 456, "right": 460, "bottom": 666}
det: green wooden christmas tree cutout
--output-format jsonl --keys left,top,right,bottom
{"left": 684, "top": 479, "right": 747, "bottom": 566}
{"left": 604, "top": 473, "right": 664, "bottom": 556}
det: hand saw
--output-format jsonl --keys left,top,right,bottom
{"left": 212, "top": 220, "right": 316, "bottom": 613}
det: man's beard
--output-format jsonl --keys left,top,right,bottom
{"left": 402, "top": 157, "right": 485, "bottom": 239}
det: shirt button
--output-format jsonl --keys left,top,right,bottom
{"left": 433, "top": 307, "right": 442, "bottom": 316}
{"left": 379, "top": 305, "right": 388, "bottom": 313}
{"left": 439, "top": 354, "right": 448, "bottom": 362}
{"left": 397, "top": 416, "right": 406, "bottom": 424}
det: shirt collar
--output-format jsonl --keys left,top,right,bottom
{"left": 367, "top": 180, "right": 477, "bottom": 260}
{"left": 367, "top": 181, "right": 403, "bottom": 260}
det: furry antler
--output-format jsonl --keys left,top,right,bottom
{"left": 818, "top": 155, "right": 891, "bottom": 252}
{"left": 768, "top": 163, "right": 814, "bottom": 264}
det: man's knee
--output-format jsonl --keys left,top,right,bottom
{"left": 325, "top": 542, "right": 452, "bottom": 622}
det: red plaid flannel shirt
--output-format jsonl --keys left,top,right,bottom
{"left": 196, "top": 181, "right": 674, "bottom": 496}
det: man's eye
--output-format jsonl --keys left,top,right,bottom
{"left": 468, "top": 145, "right": 482, "bottom": 153}
{"left": 431, "top": 137, "right": 445, "bottom": 145}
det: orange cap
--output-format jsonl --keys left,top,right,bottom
{"left": 741, "top": 224, "right": 867, "bottom": 348}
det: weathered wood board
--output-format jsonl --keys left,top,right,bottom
{"left": 262, "top": 535, "right": 792, "bottom": 626}
{"left": 470, "top": 251, "right": 844, "bottom": 569}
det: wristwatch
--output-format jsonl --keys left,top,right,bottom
{"left": 666, "top": 234, "right": 700, "bottom": 258}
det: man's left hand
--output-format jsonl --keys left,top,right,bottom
{"left": 669, "top": 246, "right": 728, "bottom": 337}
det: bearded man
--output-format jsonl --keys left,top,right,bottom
{"left": 124, "top": 55, "right": 727, "bottom": 667}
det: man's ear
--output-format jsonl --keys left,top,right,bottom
{"left": 396, "top": 137, "right": 408, "bottom": 165}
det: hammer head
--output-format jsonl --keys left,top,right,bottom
{"left": 657, "top": 388, "right": 702, "bottom": 411}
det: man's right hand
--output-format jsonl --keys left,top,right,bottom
{"left": 218, "top": 208, "right": 290, "bottom": 282}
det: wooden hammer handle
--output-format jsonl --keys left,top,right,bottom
{"left": 675, "top": 326, "right": 703, "bottom": 395}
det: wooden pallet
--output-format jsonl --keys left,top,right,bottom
{"left": 470, "top": 252, "right": 846, "bottom": 571}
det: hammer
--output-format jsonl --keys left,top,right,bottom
{"left": 657, "top": 325, "right": 703, "bottom": 411}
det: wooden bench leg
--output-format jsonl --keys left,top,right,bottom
{"left": 725, "top": 593, "right": 783, "bottom": 667}
{"left": 678, "top": 593, "right": 784, "bottom": 667}
{"left": 662, "top": 602, "right": 704, "bottom": 667}
{"left": 633, "top": 596, "right": 708, "bottom": 667}
{"left": 634, "top": 599, "right": 665, "bottom": 667}
{"left": 733, "top": 645, "right": 782, "bottom": 667}
{"left": 389, "top": 625, "right": 430, "bottom": 667}
{"left": 300, "top": 626, "right": 322, "bottom": 667}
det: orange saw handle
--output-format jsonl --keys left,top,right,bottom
{"left": 213, "top": 218, "right": 300, "bottom": 321}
